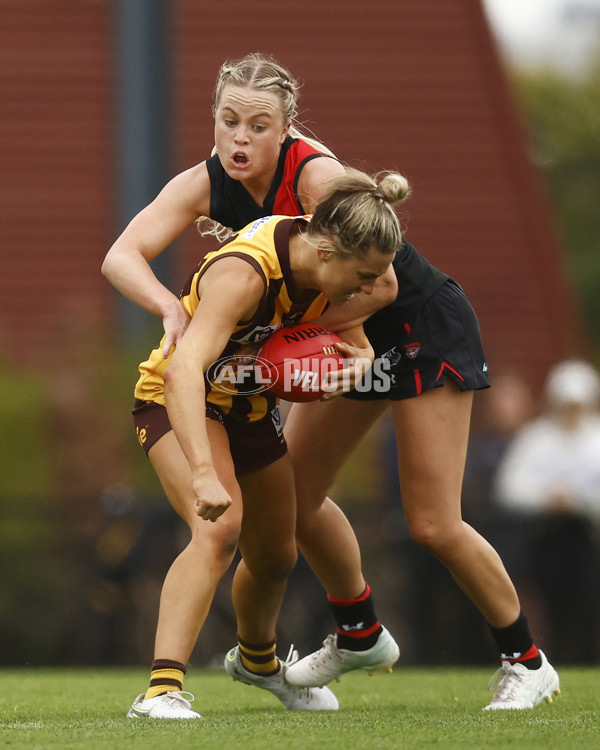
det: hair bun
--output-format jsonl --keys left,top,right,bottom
{"left": 377, "top": 172, "right": 411, "bottom": 204}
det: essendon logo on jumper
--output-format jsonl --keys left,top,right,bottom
{"left": 403, "top": 342, "right": 421, "bottom": 360}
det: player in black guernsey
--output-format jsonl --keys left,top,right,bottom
{"left": 205, "top": 134, "right": 337, "bottom": 227}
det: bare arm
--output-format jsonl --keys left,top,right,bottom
{"left": 163, "top": 259, "right": 264, "bottom": 521}
{"left": 296, "top": 155, "right": 347, "bottom": 212}
{"left": 102, "top": 162, "right": 212, "bottom": 356}
{"left": 312, "top": 264, "right": 398, "bottom": 333}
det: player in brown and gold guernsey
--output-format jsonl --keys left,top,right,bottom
{"left": 112, "top": 168, "right": 410, "bottom": 718}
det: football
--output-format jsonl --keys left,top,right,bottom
{"left": 259, "top": 323, "right": 346, "bottom": 402}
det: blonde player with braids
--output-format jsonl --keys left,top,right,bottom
{"left": 103, "top": 53, "right": 349, "bottom": 359}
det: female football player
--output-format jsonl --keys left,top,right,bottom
{"left": 108, "top": 165, "right": 409, "bottom": 718}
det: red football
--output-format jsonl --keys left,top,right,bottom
{"left": 259, "top": 323, "right": 346, "bottom": 402}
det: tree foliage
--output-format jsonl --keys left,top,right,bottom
{"left": 510, "top": 47, "right": 600, "bottom": 348}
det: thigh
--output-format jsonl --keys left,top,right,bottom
{"left": 148, "top": 418, "right": 243, "bottom": 530}
{"left": 284, "top": 397, "right": 389, "bottom": 504}
{"left": 237, "top": 453, "right": 297, "bottom": 562}
{"left": 392, "top": 381, "right": 473, "bottom": 525}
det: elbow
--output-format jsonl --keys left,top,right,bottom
{"left": 101, "top": 241, "right": 129, "bottom": 283}
{"left": 163, "top": 355, "right": 190, "bottom": 392}
{"left": 368, "top": 266, "right": 398, "bottom": 312}
{"left": 101, "top": 250, "right": 115, "bottom": 281}
{"left": 162, "top": 364, "right": 178, "bottom": 404}
{"left": 380, "top": 273, "right": 398, "bottom": 306}
{"left": 162, "top": 359, "right": 178, "bottom": 389}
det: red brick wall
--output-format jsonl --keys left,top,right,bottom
{"left": 0, "top": 0, "right": 585, "bottom": 390}
{"left": 0, "top": 0, "right": 113, "bottom": 360}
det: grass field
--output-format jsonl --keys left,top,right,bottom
{"left": 1, "top": 666, "right": 599, "bottom": 749}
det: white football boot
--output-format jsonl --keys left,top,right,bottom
{"left": 224, "top": 645, "right": 339, "bottom": 710}
{"left": 285, "top": 626, "right": 400, "bottom": 687}
{"left": 483, "top": 651, "right": 560, "bottom": 710}
{"left": 126, "top": 690, "right": 202, "bottom": 719}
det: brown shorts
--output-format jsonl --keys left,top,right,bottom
{"left": 132, "top": 399, "right": 287, "bottom": 476}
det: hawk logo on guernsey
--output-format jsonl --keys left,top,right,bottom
{"left": 234, "top": 324, "right": 278, "bottom": 345}
{"left": 403, "top": 342, "right": 421, "bottom": 360}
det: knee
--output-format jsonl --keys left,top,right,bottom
{"left": 190, "top": 518, "right": 241, "bottom": 565}
{"left": 408, "top": 517, "right": 463, "bottom": 556}
{"left": 246, "top": 544, "right": 298, "bottom": 583}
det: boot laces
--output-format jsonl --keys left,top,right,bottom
{"left": 282, "top": 643, "right": 299, "bottom": 667}
{"left": 280, "top": 645, "right": 313, "bottom": 702}
{"left": 308, "top": 634, "right": 342, "bottom": 667}
{"left": 161, "top": 691, "right": 195, "bottom": 708}
{"left": 488, "top": 663, "right": 524, "bottom": 702}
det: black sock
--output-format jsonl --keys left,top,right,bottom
{"left": 328, "top": 584, "right": 383, "bottom": 651}
{"left": 488, "top": 611, "right": 542, "bottom": 670}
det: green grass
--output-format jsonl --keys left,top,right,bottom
{"left": 1, "top": 667, "right": 599, "bottom": 749}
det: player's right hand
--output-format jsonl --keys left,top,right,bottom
{"left": 192, "top": 474, "right": 233, "bottom": 522}
{"left": 162, "top": 300, "right": 191, "bottom": 358}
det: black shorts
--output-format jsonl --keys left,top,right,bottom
{"left": 132, "top": 399, "right": 287, "bottom": 476}
{"left": 345, "top": 279, "right": 490, "bottom": 401}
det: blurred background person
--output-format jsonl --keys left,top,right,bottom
{"left": 464, "top": 367, "right": 537, "bottom": 525}
{"left": 494, "top": 359, "right": 600, "bottom": 663}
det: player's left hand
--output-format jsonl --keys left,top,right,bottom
{"left": 320, "top": 340, "right": 374, "bottom": 399}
